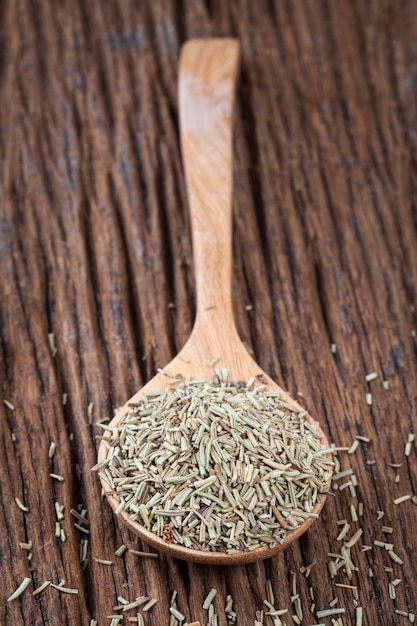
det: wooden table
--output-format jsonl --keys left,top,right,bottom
{"left": 2, "top": 1, "right": 416, "bottom": 624}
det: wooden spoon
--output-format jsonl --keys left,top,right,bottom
{"left": 97, "top": 38, "right": 331, "bottom": 565}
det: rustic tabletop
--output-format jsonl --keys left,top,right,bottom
{"left": 1, "top": 1, "right": 417, "bottom": 625}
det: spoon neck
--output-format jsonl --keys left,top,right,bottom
{"left": 189, "top": 304, "right": 243, "bottom": 364}
{"left": 193, "top": 290, "right": 237, "bottom": 337}
{"left": 191, "top": 207, "right": 234, "bottom": 323}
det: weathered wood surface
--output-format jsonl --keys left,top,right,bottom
{"left": 1, "top": 1, "right": 416, "bottom": 624}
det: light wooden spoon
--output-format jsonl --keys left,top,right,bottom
{"left": 97, "top": 38, "right": 331, "bottom": 565}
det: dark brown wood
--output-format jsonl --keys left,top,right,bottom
{"left": 1, "top": 0, "right": 416, "bottom": 624}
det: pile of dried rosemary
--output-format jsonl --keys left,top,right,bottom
{"left": 97, "top": 377, "right": 333, "bottom": 553}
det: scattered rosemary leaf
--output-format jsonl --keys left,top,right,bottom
{"left": 48, "top": 441, "right": 56, "bottom": 458}
{"left": 80, "top": 538, "right": 88, "bottom": 566}
{"left": 3, "top": 399, "right": 15, "bottom": 410}
{"left": 142, "top": 598, "right": 158, "bottom": 612}
{"left": 393, "top": 495, "right": 411, "bottom": 505}
{"left": 383, "top": 380, "right": 389, "bottom": 390}
{"left": 50, "top": 584, "right": 78, "bottom": 594}
{"left": 365, "top": 372, "right": 377, "bottom": 382}
{"left": 50, "top": 473, "right": 64, "bottom": 482}
{"left": 365, "top": 393, "right": 372, "bottom": 406}
{"left": 74, "top": 523, "right": 90, "bottom": 534}
{"left": 121, "top": 599, "right": 150, "bottom": 611}
{"left": 336, "top": 523, "right": 350, "bottom": 542}
{"left": 405, "top": 442, "right": 412, "bottom": 456}
{"left": 55, "top": 502, "right": 65, "bottom": 521}
{"left": 114, "top": 596, "right": 128, "bottom": 607}
{"left": 203, "top": 588, "right": 217, "bottom": 610}
{"left": 142, "top": 598, "right": 158, "bottom": 611}
{"left": 345, "top": 528, "right": 363, "bottom": 548}
{"left": 356, "top": 606, "right": 363, "bottom": 626}
{"left": 331, "top": 343, "right": 337, "bottom": 354}
{"left": 15, "top": 497, "right": 29, "bottom": 512}
{"left": 170, "top": 607, "right": 185, "bottom": 621}
{"left": 265, "top": 579, "right": 275, "bottom": 606}
{"left": 300, "top": 563, "right": 315, "bottom": 579}
{"left": 355, "top": 435, "right": 371, "bottom": 443}
{"left": 263, "top": 599, "right": 275, "bottom": 612}
{"left": 70, "top": 508, "right": 90, "bottom": 525}
{"left": 316, "top": 608, "right": 345, "bottom": 618}
{"left": 93, "top": 557, "right": 113, "bottom": 565}
{"left": 128, "top": 549, "right": 158, "bottom": 559}
{"left": 348, "top": 440, "right": 359, "bottom": 454}
{"left": 7, "top": 577, "right": 32, "bottom": 602}
{"left": 113, "top": 596, "right": 129, "bottom": 611}
{"left": 115, "top": 544, "right": 127, "bottom": 557}
{"left": 388, "top": 550, "right": 403, "bottom": 565}
{"left": 48, "top": 332, "right": 57, "bottom": 357}
{"left": 33, "top": 581, "right": 51, "bottom": 596}
{"left": 333, "top": 469, "right": 354, "bottom": 481}
{"left": 328, "top": 561, "right": 337, "bottom": 578}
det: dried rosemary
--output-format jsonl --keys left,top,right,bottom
{"left": 95, "top": 377, "right": 332, "bottom": 553}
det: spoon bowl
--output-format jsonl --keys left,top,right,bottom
{"left": 97, "top": 39, "right": 332, "bottom": 565}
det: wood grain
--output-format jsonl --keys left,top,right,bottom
{"left": 1, "top": 0, "right": 416, "bottom": 624}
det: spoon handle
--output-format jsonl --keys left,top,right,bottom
{"left": 179, "top": 39, "right": 240, "bottom": 333}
